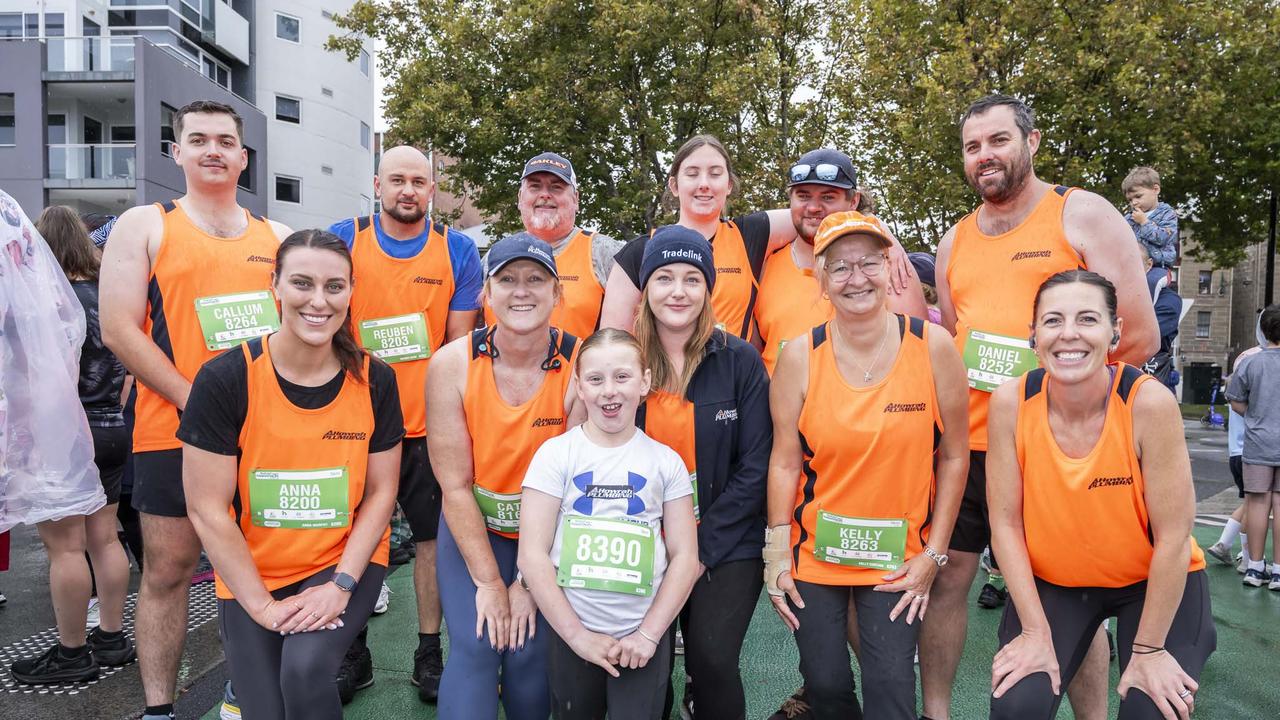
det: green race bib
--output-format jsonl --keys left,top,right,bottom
{"left": 195, "top": 291, "right": 281, "bottom": 351}
{"left": 962, "top": 329, "right": 1038, "bottom": 392}
{"left": 556, "top": 515, "right": 656, "bottom": 596}
{"left": 690, "top": 470, "right": 700, "bottom": 522}
{"left": 249, "top": 467, "right": 350, "bottom": 529}
{"left": 814, "top": 511, "right": 906, "bottom": 571}
{"left": 358, "top": 312, "right": 431, "bottom": 363}
{"left": 473, "top": 485, "right": 521, "bottom": 533}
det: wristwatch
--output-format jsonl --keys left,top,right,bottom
{"left": 923, "top": 546, "right": 949, "bottom": 568}
{"left": 331, "top": 572, "right": 358, "bottom": 593}
{"left": 515, "top": 571, "right": 530, "bottom": 591}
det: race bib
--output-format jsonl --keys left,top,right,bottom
{"left": 556, "top": 515, "right": 656, "bottom": 596}
{"left": 358, "top": 312, "right": 431, "bottom": 363}
{"left": 195, "top": 291, "right": 280, "bottom": 351}
{"left": 963, "top": 329, "right": 1038, "bottom": 392}
{"left": 690, "top": 471, "right": 700, "bottom": 522}
{"left": 249, "top": 467, "right": 350, "bottom": 529}
{"left": 473, "top": 485, "right": 521, "bottom": 533}
{"left": 814, "top": 511, "right": 906, "bottom": 571}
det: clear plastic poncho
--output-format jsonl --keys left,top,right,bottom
{"left": 0, "top": 190, "right": 105, "bottom": 532}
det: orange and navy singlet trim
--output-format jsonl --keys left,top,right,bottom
{"left": 754, "top": 242, "right": 832, "bottom": 375}
{"left": 485, "top": 230, "right": 603, "bottom": 340}
{"left": 1016, "top": 364, "right": 1205, "bottom": 588}
{"left": 135, "top": 201, "right": 279, "bottom": 452}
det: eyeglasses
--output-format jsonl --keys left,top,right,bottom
{"left": 789, "top": 163, "right": 846, "bottom": 185}
{"left": 826, "top": 253, "right": 886, "bottom": 282}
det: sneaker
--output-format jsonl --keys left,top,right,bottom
{"left": 412, "top": 636, "right": 443, "bottom": 703}
{"left": 977, "top": 582, "right": 1006, "bottom": 609}
{"left": 10, "top": 644, "right": 99, "bottom": 685}
{"left": 191, "top": 555, "right": 215, "bottom": 585}
{"left": 85, "top": 597, "right": 101, "bottom": 629}
{"left": 1237, "top": 552, "right": 1247, "bottom": 574}
{"left": 674, "top": 629, "right": 685, "bottom": 656}
{"left": 87, "top": 627, "right": 136, "bottom": 666}
{"left": 1205, "top": 542, "right": 1234, "bottom": 566}
{"left": 373, "top": 583, "right": 391, "bottom": 616}
{"left": 388, "top": 543, "right": 416, "bottom": 567}
{"left": 1243, "top": 568, "right": 1268, "bottom": 587}
{"left": 767, "top": 686, "right": 813, "bottom": 719}
{"left": 680, "top": 689, "right": 695, "bottom": 720}
{"left": 0, "top": 588, "right": 6, "bottom": 605}
{"left": 336, "top": 641, "right": 374, "bottom": 704}
{"left": 980, "top": 547, "right": 996, "bottom": 575}
{"left": 219, "top": 681, "right": 242, "bottom": 720}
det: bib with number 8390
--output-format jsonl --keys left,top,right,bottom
{"left": 556, "top": 515, "right": 656, "bottom": 596}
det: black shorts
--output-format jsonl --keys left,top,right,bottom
{"left": 398, "top": 437, "right": 442, "bottom": 542}
{"left": 131, "top": 448, "right": 186, "bottom": 517}
{"left": 948, "top": 450, "right": 990, "bottom": 553}
{"left": 1230, "top": 455, "right": 1244, "bottom": 498}
{"left": 90, "top": 424, "right": 128, "bottom": 505}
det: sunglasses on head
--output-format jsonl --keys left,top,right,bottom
{"left": 789, "top": 163, "right": 846, "bottom": 184}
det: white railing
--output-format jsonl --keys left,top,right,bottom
{"left": 48, "top": 144, "right": 136, "bottom": 182}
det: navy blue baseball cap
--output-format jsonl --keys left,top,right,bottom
{"left": 787, "top": 148, "right": 857, "bottom": 189}
{"left": 640, "top": 225, "right": 715, "bottom": 291}
{"left": 521, "top": 152, "right": 577, "bottom": 188}
{"left": 487, "top": 232, "right": 558, "bottom": 278}
{"left": 908, "top": 252, "right": 936, "bottom": 287}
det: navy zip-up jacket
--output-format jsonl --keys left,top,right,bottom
{"left": 638, "top": 330, "right": 772, "bottom": 570}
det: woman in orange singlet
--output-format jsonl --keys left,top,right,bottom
{"left": 181, "top": 230, "right": 403, "bottom": 719}
{"left": 987, "top": 270, "right": 1215, "bottom": 720}
{"left": 426, "top": 233, "right": 583, "bottom": 720}
{"left": 764, "top": 211, "right": 969, "bottom": 719}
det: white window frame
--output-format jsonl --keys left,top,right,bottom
{"left": 275, "top": 12, "right": 301, "bottom": 43}
{"left": 359, "top": 48, "right": 370, "bottom": 77}
{"left": 360, "top": 121, "right": 371, "bottom": 150}
{"left": 275, "top": 94, "right": 302, "bottom": 125}
{"left": 275, "top": 174, "right": 302, "bottom": 204}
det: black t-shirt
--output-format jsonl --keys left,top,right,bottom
{"left": 71, "top": 280, "right": 127, "bottom": 425}
{"left": 177, "top": 342, "right": 405, "bottom": 457}
{"left": 612, "top": 211, "right": 773, "bottom": 288}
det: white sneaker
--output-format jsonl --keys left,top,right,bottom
{"left": 85, "top": 597, "right": 101, "bottom": 629}
{"left": 373, "top": 582, "right": 391, "bottom": 615}
{"left": 1237, "top": 552, "right": 1248, "bottom": 574}
{"left": 1206, "top": 542, "right": 1234, "bottom": 565}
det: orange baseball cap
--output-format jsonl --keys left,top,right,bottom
{"left": 812, "top": 211, "right": 893, "bottom": 256}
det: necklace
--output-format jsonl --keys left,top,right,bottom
{"left": 834, "top": 315, "right": 891, "bottom": 382}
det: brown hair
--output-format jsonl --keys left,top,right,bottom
{"left": 1121, "top": 166, "right": 1161, "bottom": 194}
{"left": 37, "top": 205, "right": 99, "bottom": 282}
{"left": 174, "top": 99, "right": 244, "bottom": 144}
{"left": 1032, "top": 269, "right": 1119, "bottom": 325}
{"left": 575, "top": 328, "right": 645, "bottom": 377}
{"left": 663, "top": 134, "right": 739, "bottom": 215}
{"left": 633, "top": 288, "right": 716, "bottom": 396}
{"left": 273, "top": 229, "right": 367, "bottom": 382}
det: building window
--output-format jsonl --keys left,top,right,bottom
{"left": 321, "top": 86, "right": 333, "bottom": 98}
{"left": 275, "top": 95, "right": 301, "bottom": 124}
{"left": 1195, "top": 311, "right": 1211, "bottom": 339}
{"left": 239, "top": 147, "right": 256, "bottom": 191}
{"left": 275, "top": 175, "right": 301, "bottom": 204}
{"left": 0, "top": 14, "right": 21, "bottom": 38}
{"left": 321, "top": 165, "right": 333, "bottom": 175}
{"left": 361, "top": 195, "right": 372, "bottom": 215}
{"left": 275, "top": 12, "right": 300, "bottom": 43}
{"left": 160, "top": 103, "right": 176, "bottom": 157}
{"left": 360, "top": 121, "right": 371, "bottom": 150}
{"left": 43, "top": 12, "right": 64, "bottom": 37}
{"left": 359, "top": 48, "right": 371, "bottom": 76}
{"left": 203, "top": 57, "right": 230, "bottom": 89}
{"left": 0, "top": 94, "right": 15, "bottom": 146}
{"left": 1197, "top": 270, "right": 1212, "bottom": 295}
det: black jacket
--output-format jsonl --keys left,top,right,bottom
{"left": 638, "top": 330, "right": 772, "bottom": 569}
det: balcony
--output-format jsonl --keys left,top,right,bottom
{"left": 46, "top": 144, "right": 136, "bottom": 187}
{"left": 43, "top": 37, "right": 136, "bottom": 75}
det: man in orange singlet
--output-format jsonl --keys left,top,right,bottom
{"left": 917, "top": 94, "right": 1159, "bottom": 720}
{"left": 482, "top": 152, "right": 622, "bottom": 338}
{"left": 100, "top": 100, "right": 292, "bottom": 720}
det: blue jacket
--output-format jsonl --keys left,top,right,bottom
{"left": 1126, "top": 202, "right": 1179, "bottom": 267}
{"left": 638, "top": 330, "right": 772, "bottom": 570}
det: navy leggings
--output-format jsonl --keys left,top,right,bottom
{"left": 437, "top": 517, "right": 550, "bottom": 720}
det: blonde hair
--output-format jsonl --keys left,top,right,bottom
{"left": 633, "top": 291, "right": 716, "bottom": 396}
{"left": 575, "top": 328, "right": 645, "bottom": 377}
{"left": 1122, "top": 166, "right": 1161, "bottom": 194}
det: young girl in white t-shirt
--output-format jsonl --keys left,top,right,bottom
{"left": 518, "top": 328, "right": 700, "bottom": 720}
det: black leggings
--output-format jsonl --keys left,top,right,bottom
{"left": 790, "top": 582, "right": 920, "bottom": 720}
{"left": 990, "top": 571, "right": 1215, "bottom": 720}
{"left": 549, "top": 627, "right": 673, "bottom": 720}
{"left": 218, "top": 564, "right": 386, "bottom": 720}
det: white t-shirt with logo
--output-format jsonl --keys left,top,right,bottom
{"left": 522, "top": 424, "right": 693, "bottom": 638}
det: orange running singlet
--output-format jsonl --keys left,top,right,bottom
{"left": 135, "top": 200, "right": 280, "bottom": 452}
{"left": 485, "top": 230, "right": 602, "bottom": 340}
{"left": 754, "top": 242, "right": 832, "bottom": 375}
{"left": 643, "top": 389, "right": 699, "bottom": 519}
{"left": 947, "top": 186, "right": 1083, "bottom": 451}
{"left": 790, "top": 316, "right": 942, "bottom": 586}
{"left": 464, "top": 327, "right": 579, "bottom": 538}
{"left": 349, "top": 216, "right": 455, "bottom": 438}
{"left": 215, "top": 337, "right": 389, "bottom": 600}
{"left": 1016, "top": 364, "right": 1205, "bottom": 588}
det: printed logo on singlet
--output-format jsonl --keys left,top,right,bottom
{"left": 884, "top": 402, "right": 927, "bottom": 413}
{"left": 321, "top": 430, "right": 368, "bottom": 440}
{"left": 559, "top": 275, "right": 581, "bottom": 282}
{"left": 714, "top": 408, "right": 738, "bottom": 422}
{"left": 1087, "top": 476, "right": 1134, "bottom": 489}
{"left": 572, "top": 471, "right": 647, "bottom": 515}
{"left": 412, "top": 276, "right": 444, "bottom": 285}
{"left": 1011, "top": 250, "right": 1053, "bottom": 261}
{"left": 532, "top": 417, "right": 565, "bottom": 428}
{"left": 717, "top": 267, "right": 742, "bottom": 274}
{"left": 246, "top": 255, "right": 275, "bottom": 264}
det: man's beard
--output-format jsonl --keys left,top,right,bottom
{"left": 384, "top": 202, "right": 426, "bottom": 224}
{"left": 967, "top": 147, "right": 1033, "bottom": 204}
{"left": 526, "top": 207, "right": 571, "bottom": 233}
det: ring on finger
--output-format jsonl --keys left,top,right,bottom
{"left": 1178, "top": 689, "right": 1192, "bottom": 699}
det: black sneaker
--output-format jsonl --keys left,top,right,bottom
{"left": 88, "top": 627, "right": 136, "bottom": 666}
{"left": 767, "top": 686, "right": 813, "bottom": 719}
{"left": 10, "top": 644, "right": 99, "bottom": 685}
{"left": 336, "top": 641, "right": 374, "bottom": 704}
{"left": 977, "top": 582, "right": 1006, "bottom": 609}
{"left": 412, "top": 637, "right": 443, "bottom": 703}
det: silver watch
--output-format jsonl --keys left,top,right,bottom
{"left": 923, "top": 546, "right": 949, "bottom": 568}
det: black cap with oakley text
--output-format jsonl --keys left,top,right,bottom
{"left": 521, "top": 152, "right": 577, "bottom": 188}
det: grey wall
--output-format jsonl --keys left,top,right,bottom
{"left": 133, "top": 38, "right": 268, "bottom": 217}
{"left": 0, "top": 41, "right": 47, "bottom": 218}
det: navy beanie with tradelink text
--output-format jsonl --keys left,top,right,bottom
{"left": 639, "top": 225, "right": 716, "bottom": 291}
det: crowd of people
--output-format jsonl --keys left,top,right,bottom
{"left": 3, "top": 91, "right": 1268, "bottom": 720}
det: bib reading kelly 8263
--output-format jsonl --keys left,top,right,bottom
{"left": 195, "top": 291, "right": 281, "bottom": 351}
